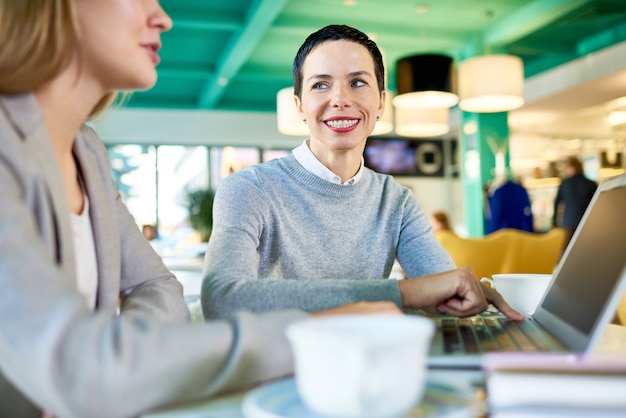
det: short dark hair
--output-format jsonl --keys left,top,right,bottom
{"left": 566, "top": 156, "right": 584, "bottom": 175}
{"left": 292, "top": 24, "right": 385, "bottom": 98}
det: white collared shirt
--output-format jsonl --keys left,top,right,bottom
{"left": 292, "top": 140, "right": 364, "bottom": 185}
{"left": 69, "top": 194, "right": 98, "bottom": 310}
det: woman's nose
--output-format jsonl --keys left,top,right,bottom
{"left": 150, "top": 2, "right": 173, "bottom": 32}
{"left": 329, "top": 85, "right": 352, "bottom": 109}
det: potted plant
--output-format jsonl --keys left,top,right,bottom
{"left": 185, "top": 188, "right": 215, "bottom": 242}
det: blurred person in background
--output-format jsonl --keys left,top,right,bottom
{"left": 430, "top": 210, "right": 454, "bottom": 233}
{"left": 553, "top": 156, "right": 597, "bottom": 252}
{"left": 0, "top": 2, "right": 397, "bottom": 417}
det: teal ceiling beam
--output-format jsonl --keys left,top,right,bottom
{"left": 158, "top": 68, "right": 214, "bottom": 80}
{"left": 483, "top": 0, "right": 593, "bottom": 48}
{"left": 197, "top": 0, "right": 289, "bottom": 109}
{"left": 157, "top": 67, "right": 292, "bottom": 83}
{"left": 173, "top": 18, "right": 242, "bottom": 32}
{"left": 524, "top": 20, "right": 626, "bottom": 78}
{"left": 577, "top": 20, "right": 626, "bottom": 56}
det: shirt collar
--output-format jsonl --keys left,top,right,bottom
{"left": 292, "top": 140, "right": 363, "bottom": 186}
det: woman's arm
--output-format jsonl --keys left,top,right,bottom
{"left": 201, "top": 172, "right": 403, "bottom": 318}
{"left": 79, "top": 125, "right": 190, "bottom": 322}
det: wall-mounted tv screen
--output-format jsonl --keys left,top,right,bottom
{"left": 363, "top": 138, "right": 457, "bottom": 177}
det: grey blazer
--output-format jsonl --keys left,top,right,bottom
{"left": 0, "top": 94, "right": 305, "bottom": 418}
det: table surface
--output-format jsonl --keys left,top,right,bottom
{"left": 142, "top": 324, "right": 626, "bottom": 418}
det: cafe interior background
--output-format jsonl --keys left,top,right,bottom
{"left": 91, "top": 0, "right": 626, "bottom": 260}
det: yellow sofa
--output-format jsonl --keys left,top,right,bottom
{"left": 434, "top": 228, "right": 565, "bottom": 280}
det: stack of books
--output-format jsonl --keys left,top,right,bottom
{"left": 483, "top": 352, "right": 626, "bottom": 417}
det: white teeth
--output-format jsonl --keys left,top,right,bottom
{"left": 326, "top": 119, "right": 358, "bottom": 129}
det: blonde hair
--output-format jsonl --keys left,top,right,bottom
{"left": 0, "top": 0, "right": 116, "bottom": 117}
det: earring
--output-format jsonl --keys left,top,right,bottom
{"left": 302, "top": 118, "right": 307, "bottom": 124}
{"left": 376, "top": 115, "right": 380, "bottom": 121}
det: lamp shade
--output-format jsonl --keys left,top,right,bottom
{"left": 277, "top": 87, "right": 309, "bottom": 136}
{"left": 393, "top": 54, "right": 458, "bottom": 109}
{"left": 458, "top": 54, "right": 524, "bottom": 113}
{"left": 394, "top": 107, "right": 449, "bottom": 137}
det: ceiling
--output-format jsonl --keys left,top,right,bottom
{"left": 127, "top": 0, "right": 626, "bottom": 138}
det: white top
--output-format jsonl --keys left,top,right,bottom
{"left": 292, "top": 139, "right": 364, "bottom": 185}
{"left": 69, "top": 194, "right": 98, "bottom": 309}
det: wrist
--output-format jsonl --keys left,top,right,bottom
{"left": 397, "top": 279, "right": 411, "bottom": 307}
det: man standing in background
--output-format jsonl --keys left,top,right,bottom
{"left": 553, "top": 156, "right": 597, "bottom": 252}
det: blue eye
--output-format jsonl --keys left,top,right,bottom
{"left": 312, "top": 82, "right": 329, "bottom": 90}
{"left": 352, "top": 79, "right": 367, "bottom": 88}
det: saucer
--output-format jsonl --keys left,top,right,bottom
{"left": 242, "top": 377, "right": 474, "bottom": 418}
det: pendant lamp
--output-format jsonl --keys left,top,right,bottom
{"left": 277, "top": 87, "right": 309, "bottom": 136}
{"left": 394, "top": 107, "right": 449, "bottom": 137}
{"left": 458, "top": 54, "right": 524, "bottom": 113}
{"left": 393, "top": 54, "right": 458, "bottom": 109}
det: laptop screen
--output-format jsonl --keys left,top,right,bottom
{"left": 541, "top": 179, "right": 626, "bottom": 335}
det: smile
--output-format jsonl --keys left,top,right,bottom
{"left": 325, "top": 119, "right": 359, "bottom": 129}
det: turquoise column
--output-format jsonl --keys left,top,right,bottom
{"left": 460, "top": 112, "right": 510, "bottom": 237}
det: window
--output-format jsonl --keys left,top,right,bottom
{"left": 107, "top": 144, "right": 280, "bottom": 256}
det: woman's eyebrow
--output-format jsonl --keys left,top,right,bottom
{"left": 347, "top": 70, "right": 373, "bottom": 78}
{"left": 306, "top": 70, "right": 374, "bottom": 83}
{"left": 306, "top": 74, "right": 332, "bottom": 82}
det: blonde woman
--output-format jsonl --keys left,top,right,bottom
{"left": 0, "top": 3, "right": 397, "bottom": 417}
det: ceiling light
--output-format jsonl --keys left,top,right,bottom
{"left": 393, "top": 54, "right": 458, "bottom": 109}
{"left": 276, "top": 87, "right": 309, "bottom": 136}
{"left": 458, "top": 54, "right": 524, "bottom": 113}
{"left": 608, "top": 96, "right": 626, "bottom": 109}
{"left": 607, "top": 110, "right": 626, "bottom": 127}
{"left": 394, "top": 107, "right": 449, "bottom": 137}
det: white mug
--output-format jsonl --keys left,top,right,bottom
{"left": 286, "top": 314, "right": 434, "bottom": 418}
{"left": 481, "top": 273, "right": 552, "bottom": 315}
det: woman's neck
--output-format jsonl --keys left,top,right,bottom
{"left": 34, "top": 63, "right": 102, "bottom": 155}
{"left": 34, "top": 63, "right": 104, "bottom": 214}
{"left": 308, "top": 141, "right": 364, "bottom": 184}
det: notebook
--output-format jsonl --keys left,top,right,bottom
{"left": 426, "top": 172, "right": 626, "bottom": 368}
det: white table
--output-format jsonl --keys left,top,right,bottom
{"left": 143, "top": 325, "right": 626, "bottom": 418}
{"left": 142, "top": 368, "right": 483, "bottom": 418}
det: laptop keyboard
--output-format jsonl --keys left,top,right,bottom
{"left": 440, "top": 316, "right": 552, "bottom": 354}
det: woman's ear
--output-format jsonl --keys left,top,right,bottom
{"left": 295, "top": 94, "right": 306, "bottom": 122}
{"left": 378, "top": 90, "right": 387, "bottom": 117}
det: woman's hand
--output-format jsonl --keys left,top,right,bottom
{"left": 398, "top": 267, "right": 524, "bottom": 320}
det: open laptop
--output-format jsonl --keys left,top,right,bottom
{"left": 426, "top": 172, "right": 626, "bottom": 368}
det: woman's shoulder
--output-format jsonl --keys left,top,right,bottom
{"left": 218, "top": 156, "right": 289, "bottom": 193}
{"left": 364, "top": 168, "right": 413, "bottom": 195}
{"left": 0, "top": 94, "right": 49, "bottom": 176}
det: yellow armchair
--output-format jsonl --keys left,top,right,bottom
{"left": 434, "top": 228, "right": 565, "bottom": 279}
{"left": 618, "top": 295, "right": 626, "bottom": 326}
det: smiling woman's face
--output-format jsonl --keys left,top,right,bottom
{"left": 295, "top": 40, "right": 385, "bottom": 156}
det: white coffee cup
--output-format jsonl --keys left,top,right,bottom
{"left": 481, "top": 273, "right": 552, "bottom": 315}
{"left": 286, "top": 314, "right": 434, "bottom": 418}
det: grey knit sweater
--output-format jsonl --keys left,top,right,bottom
{"left": 201, "top": 153, "right": 455, "bottom": 318}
